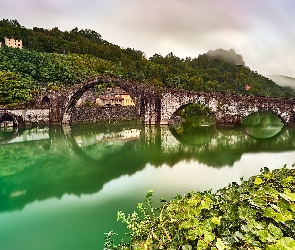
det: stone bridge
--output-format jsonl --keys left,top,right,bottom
{"left": 32, "top": 75, "right": 295, "bottom": 126}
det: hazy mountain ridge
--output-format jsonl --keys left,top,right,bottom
{"left": 266, "top": 75, "right": 295, "bottom": 90}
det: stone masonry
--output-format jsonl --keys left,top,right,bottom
{"left": 70, "top": 106, "right": 137, "bottom": 123}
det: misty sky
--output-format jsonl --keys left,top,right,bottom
{"left": 1, "top": 0, "right": 295, "bottom": 77}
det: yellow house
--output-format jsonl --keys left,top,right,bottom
{"left": 120, "top": 93, "right": 135, "bottom": 106}
{"left": 95, "top": 88, "right": 135, "bottom": 107}
{"left": 4, "top": 37, "right": 23, "bottom": 49}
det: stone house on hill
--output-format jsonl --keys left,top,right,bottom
{"left": 0, "top": 37, "right": 23, "bottom": 49}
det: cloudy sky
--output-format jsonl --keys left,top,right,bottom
{"left": 1, "top": 0, "right": 295, "bottom": 77}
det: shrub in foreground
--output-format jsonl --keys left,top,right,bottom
{"left": 105, "top": 165, "right": 295, "bottom": 249}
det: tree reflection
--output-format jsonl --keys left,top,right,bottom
{"left": 170, "top": 123, "right": 216, "bottom": 146}
{"left": 0, "top": 122, "right": 295, "bottom": 212}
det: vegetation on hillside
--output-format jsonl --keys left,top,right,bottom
{"left": 0, "top": 70, "right": 37, "bottom": 106}
{"left": 105, "top": 166, "right": 295, "bottom": 249}
{"left": 1, "top": 18, "right": 295, "bottom": 106}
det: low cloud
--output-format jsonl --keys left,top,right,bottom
{"left": 204, "top": 48, "right": 245, "bottom": 66}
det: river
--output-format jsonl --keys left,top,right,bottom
{"left": 0, "top": 122, "right": 295, "bottom": 249}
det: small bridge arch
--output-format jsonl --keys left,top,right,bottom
{"left": 0, "top": 111, "right": 21, "bottom": 128}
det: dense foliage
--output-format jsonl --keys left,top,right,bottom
{"left": 1, "top": 18, "right": 295, "bottom": 106}
{"left": 0, "top": 70, "right": 37, "bottom": 106}
{"left": 105, "top": 166, "right": 295, "bottom": 249}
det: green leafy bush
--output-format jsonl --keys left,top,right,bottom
{"left": 105, "top": 166, "right": 295, "bottom": 249}
{"left": 0, "top": 70, "right": 38, "bottom": 105}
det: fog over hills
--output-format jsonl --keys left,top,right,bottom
{"left": 266, "top": 75, "right": 295, "bottom": 90}
{"left": 204, "top": 49, "right": 295, "bottom": 93}
{"left": 204, "top": 48, "right": 246, "bottom": 66}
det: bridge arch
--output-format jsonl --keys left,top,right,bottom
{"left": 161, "top": 90, "right": 219, "bottom": 124}
{"left": 41, "top": 96, "right": 51, "bottom": 107}
{"left": 62, "top": 76, "right": 141, "bottom": 124}
{"left": 171, "top": 99, "right": 216, "bottom": 121}
{"left": 241, "top": 110, "right": 286, "bottom": 126}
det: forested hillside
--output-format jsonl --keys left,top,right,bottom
{"left": 1, "top": 19, "right": 295, "bottom": 106}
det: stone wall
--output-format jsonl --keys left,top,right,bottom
{"left": 70, "top": 106, "right": 138, "bottom": 123}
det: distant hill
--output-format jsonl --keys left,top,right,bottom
{"left": 266, "top": 75, "right": 295, "bottom": 90}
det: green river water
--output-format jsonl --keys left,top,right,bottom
{"left": 0, "top": 120, "right": 295, "bottom": 249}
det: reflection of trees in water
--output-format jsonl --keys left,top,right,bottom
{"left": 0, "top": 126, "right": 23, "bottom": 144}
{"left": 242, "top": 111, "right": 284, "bottom": 127}
{"left": 170, "top": 123, "right": 216, "bottom": 146}
{"left": 243, "top": 126, "right": 283, "bottom": 139}
{"left": 1, "top": 123, "right": 295, "bottom": 212}
{"left": 0, "top": 129, "right": 16, "bottom": 143}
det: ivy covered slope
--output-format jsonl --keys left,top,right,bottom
{"left": 1, "top": 19, "right": 295, "bottom": 107}
{"left": 106, "top": 166, "right": 295, "bottom": 250}
{"left": 0, "top": 46, "right": 122, "bottom": 106}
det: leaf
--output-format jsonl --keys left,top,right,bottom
{"left": 147, "top": 190, "right": 154, "bottom": 196}
{"left": 280, "top": 192, "right": 295, "bottom": 202}
{"left": 258, "top": 229, "right": 269, "bottom": 243}
{"left": 204, "top": 231, "right": 215, "bottom": 243}
{"left": 282, "top": 176, "right": 294, "bottom": 184}
{"left": 263, "top": 207, "right": 276, "bottom": 218}
{"left": 179, "top": 221, "right": 192, "bottom": 230}
{"left": 182, "top": 245, "right": 192, "bottom": 250}
{"left": 254, "top": 177, "right": 263, "bottom": 185}
{"left": 197, "top": 240, "right": 208, "bottom": 250}
{"left": 211, "top": 216, "right": 221, "bottom": 225}
{"left": 216, "top": 238, "right": 227, "bottom": 250}
{"left": 268, "top": 223, "right": 283, "bottom": 240}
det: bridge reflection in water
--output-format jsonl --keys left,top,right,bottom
{"left": 0, "top": 122, "right": 295, "bottom": 213}
{"left": 1, "top": 122, "right": 295, "bottom": 249}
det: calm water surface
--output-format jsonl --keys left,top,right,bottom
{"left": 0, "top": 122, "right": 295, "bottom": 250}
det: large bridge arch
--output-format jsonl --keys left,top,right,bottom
{"left": 61, "top": 76, "right": 157, "bottom": 124}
